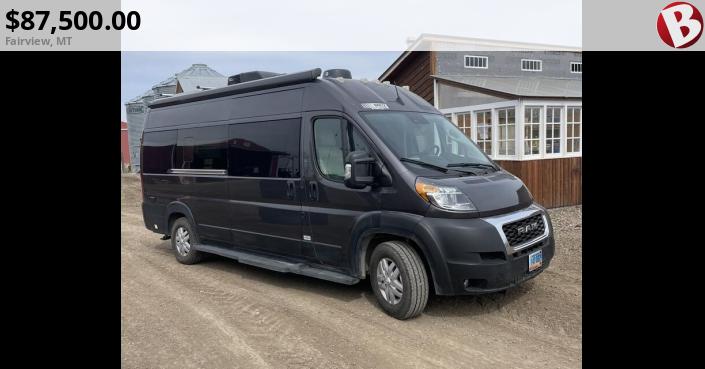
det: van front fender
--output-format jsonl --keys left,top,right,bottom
{"left": 349, "top": 211, "right": 454, "bottom": 295}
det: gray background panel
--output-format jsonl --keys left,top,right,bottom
{"left": 584, "top": 0, "right": 705, "bottom": 50}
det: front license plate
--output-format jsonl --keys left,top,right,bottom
{"left": 528, "top": 249, "right": 543, "bottom": 272}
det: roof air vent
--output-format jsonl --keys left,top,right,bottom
{"left": 228, "top": 71, "right": 281, "bottom": 85}
{"left": 323, "top": 69, "right": 352, "bottom": 79}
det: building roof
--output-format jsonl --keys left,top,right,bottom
{"left": 433, "top": 75, "right": 582, "bottom": 98}
{"left": 379, "top": 33, "right": 582, "bottom": 81}
{"left": 177, "top": 63, "right": 224, "bottom": 78}
{"left": 408, "top": 33, "right": 581, "bottom": 52}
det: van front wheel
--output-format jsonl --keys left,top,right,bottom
{"left": 370, "top": 241, "right": 429, "bottom": 320}
{"left": 170, "top": 217, "right": 203, "bottom": 265}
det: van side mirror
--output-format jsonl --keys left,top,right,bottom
{"left": 344, "top": 151, "right": 376, "bottom": 189}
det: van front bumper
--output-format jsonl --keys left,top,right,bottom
{"left": 413, "top": 203, "right": 555, "bottom": 295}
{"left": 446, "top": 237, "right": 554, "bottom": 294}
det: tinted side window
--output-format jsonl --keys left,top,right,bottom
{"left": 174, "top": 126, "right": 228, "bottom": 170}
{"left": 314, "top": 118, "right": 372, "bottom": 182}
{"left": 142, "top": 130, "right": 176, "bottom": 174}
{"left": 229, "top": 119, "right": 301, "bottom": 178}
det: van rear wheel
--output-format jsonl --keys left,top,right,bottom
{"left": 370, "top": 241, "right": 429, "bottom": 320}
{"left": 170, "top": 217, "right": 203, "bottom": 265}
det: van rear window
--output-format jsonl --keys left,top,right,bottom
{"left": 142, "top": 130, "right": 176, "bottom": 174}
{"left": 228, "top": 119, "right": 300, "bottom": 178}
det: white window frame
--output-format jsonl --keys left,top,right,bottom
{"left": 565, "top": 106, "right": 582, "bottom": 156}
{"left": 464, "top": 55, "right": 489, "bottom": 69}
{"left": 454, "top": 111, "right": 473, "bottom": 139}
{"left": 544, "top": 106, "right": 563, "bottom": 158}
{"left": 475, "top": 110, "right": 493, "bottom": 156}
{"left": 570, "top": 62, "right": 582, "bottom": 74}
{"left": 521, "top": 59, "right": 543, "bottom": 72}
{"left": 442, "top": 101, "right": 521, "bottom": 160}
{"left": 442, "top": 99, "right": 582, "bottom": 161}
{"left": 523, "top": 106, "right": 543, "bottom": 158}
{"left": 495, "top": 107, "right": 517, "bottom": 158}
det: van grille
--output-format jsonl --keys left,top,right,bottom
{"left": 502, "top": 214, "right": 545, "bottom": 247}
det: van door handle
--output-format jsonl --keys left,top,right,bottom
{"left": 308, "top": 182, "right": 318, "bottom": 201}
{"left": 286, "top": 181, "right": 296, "bottom": 200}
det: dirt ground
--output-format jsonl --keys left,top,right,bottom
{"left": 121, "top": 174, "right": 582, "bottom": 369}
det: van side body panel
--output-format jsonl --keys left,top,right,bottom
{"left": 227, "top": 177, "right": 304, "bottom": 257}
{"left": 140, "top": 76, "right": 554, "bottom": 297}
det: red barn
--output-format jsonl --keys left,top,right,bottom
{"left": 121, "top": 121, "right": 131, "bottom": 172}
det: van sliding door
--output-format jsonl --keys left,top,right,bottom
{"left": 226, "top": 118, "right": 305, "bottom": 257}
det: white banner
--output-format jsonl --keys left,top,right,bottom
{"left": 120, "top": 0, "right": 581, "bottom": 51}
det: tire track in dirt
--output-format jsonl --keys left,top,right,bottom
{"left": 124, "top": 239, "right": 382, "bottom": 368}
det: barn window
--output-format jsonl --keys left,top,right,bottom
{"left": 567, "top": 107, "right": 582, "bottom": 153}
{"left": 570, "top": 62, "right": 582, "bottom": 73}
{"left": 464, "top": 55, "right": 488, "bottom": 69}
{"left": 524, "top": 107, "right": 542, "bottom": 155}
{"left": 521, "top": 59, "right": 542, "bottom": 72}
{"left": 497, "top": 108, "right": 516, "bottom": 156}
{"left": 476, "top": 110, "right": 492, "bottom": 155}
{"left": 545, "top": 107, "right": 562, "bottom": 154}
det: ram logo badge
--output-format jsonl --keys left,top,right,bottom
{"left": 517, "top": 222, "right": 539, "bottom": 234}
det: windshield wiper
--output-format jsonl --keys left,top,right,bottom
{"left": 399, "top": 158, "right": 448, "bottom": 172}
{"left": 400, "top": 158, "right": 477, "bottom": 176}
{"left": 447, "top": 162, "right": 497, "bottom": 170}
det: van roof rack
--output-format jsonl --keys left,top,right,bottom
{"left": 148, "top": 68, "right": 322, "bottom": 109}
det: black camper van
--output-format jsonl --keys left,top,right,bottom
{"left": 141, "top": 68, "right": 554, "bottom": 319}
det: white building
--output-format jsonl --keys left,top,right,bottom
{"left": 380, "top": 35, "right": 582, "bottom": 208}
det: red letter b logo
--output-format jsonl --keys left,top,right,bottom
{"left": 657, "top": 2, "right": 703, "bottom": 48}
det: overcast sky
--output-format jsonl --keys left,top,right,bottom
{"left": 121, "top": 51, "right": 399, "bottom": 121}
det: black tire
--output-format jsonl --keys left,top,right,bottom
{"left": 170, "top": 217, "right": 203, "bottom": 265}
{"left": 369, "top": 241, "right": 429, "bottom": 320}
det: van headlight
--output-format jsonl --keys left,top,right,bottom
{"left": 414, "top": 178, "right": 476, "bottom": 211}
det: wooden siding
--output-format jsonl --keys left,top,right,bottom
{"left": 383, "top": 51, "right": 434, "bottom": 104}
{"left": 495, "top": 158, "right": 582, "bottom": 209}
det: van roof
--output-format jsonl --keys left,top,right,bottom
{"left": 144, "top": 68, "right": 438, "bottom": 131}
{"left": 148, "top": 68, "right": 321, "bottom": 109}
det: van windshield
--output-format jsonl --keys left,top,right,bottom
{"left": 359, "top": 111, "right": 494, "bottom": 170}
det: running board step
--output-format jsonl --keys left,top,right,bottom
{"left": 193, "top": 244, "right": 360, "bottom": 285}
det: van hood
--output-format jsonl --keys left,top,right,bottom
{"left": 431, "top": 170, "right": 533, "bottom": 214}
